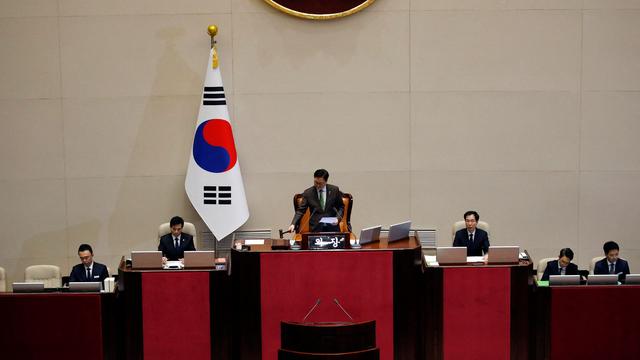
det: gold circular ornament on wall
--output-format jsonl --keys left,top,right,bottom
{"left": 264, "top": 0, "right": 375, "bottom": 20}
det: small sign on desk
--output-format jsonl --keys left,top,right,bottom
{"left": 308, "top": 234, "right": 347, "bottom": 250}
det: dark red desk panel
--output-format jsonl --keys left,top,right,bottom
{"left": 533, "top": 285, "right": 640, "bottom": 359}
{"left": 231, "top": 237, "right": 423, "bottom": 360}
{"left": 424, "top": 262, "right": 532, "bottom": 360}
{"left": 120, "top": 266, "right": 231, "bottom": 360}
{"left": 0, "top": 292, "right": 116, "bottom": 360}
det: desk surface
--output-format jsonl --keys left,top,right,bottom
{"left": 235, "top": 236, "right": 421, "bottom": 253}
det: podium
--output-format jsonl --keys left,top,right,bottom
{"left": 231, "top": 237, "right": 423, "bottom": 360}
{"left": 279, "top": 320, "right": 379, "bottom": 360}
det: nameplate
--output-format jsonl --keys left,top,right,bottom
{"left": 307, "top": 234, "right": 347, "bottom": 250}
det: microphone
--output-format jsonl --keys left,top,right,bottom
{"left": 302, "top": 298, "right": 321, "bottom": 322}
{"left": 333, "top": 298, "right": 354, "bottom": 321}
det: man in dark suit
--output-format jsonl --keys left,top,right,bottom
{"left": 594, "top": 241, "right": 630, "bottom": 276}
{"left": 288, "top": 169, "right": 344, "bottom": 233}
{"left": 453, "top": 210, "right": 490, "bottom": 256}
{"left": 158, "top": 216, "right": 196, "bottom": 262}
{"left": 541, "top": 248, "right": 579, "bottom": 281}
{"left": 69, "top": 243, "right": 109, "bottom": 284}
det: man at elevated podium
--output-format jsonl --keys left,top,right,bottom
{"left": 453, "top": 210, "right": 490, "bottom": 256}
{"left": 288, "top": 169, "right": 344, "bottom": 233}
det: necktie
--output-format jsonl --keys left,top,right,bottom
{"left": 469, "top": 233, "right": 474, "bottom": 244}
{"left": 86, "top": 267, "right": 91, "bottom": 280}
{"left": 319, "top": 190, "right": 325, "bottom": 210}
{"left": 609, "top": 263, "right": 615, "bottom": 274}
{"left": 175, "top": 237, "right": 180, "bottom": 251}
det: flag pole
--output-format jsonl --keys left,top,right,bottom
{"left": 206, "top": 24, "right": 219, "bottom": 252}
{"left": 208, "top": 25, "right": 219, "bottom": 69}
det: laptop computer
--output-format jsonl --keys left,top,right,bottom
{"left": 549, "top": 275, "right": 580, "bottom": 286}
{"left": 69, "top": 282, "right": 102, "bottom": 292}
{"left": 436, "top": 247, "right": 467, "bottom": 265}
{"left": 487, "top": 246, "right": 520, "bottom": 264}
{"left": 12, "top": 282, "right": 45, "bottom": 293}
{"left": 623, "top": 274, "right": 640, "bottom": 285}
{"left": 587, "top": 274, "right": 619, "bottom": 285}
{"left": 359, "top": 225, "right": 382, "bottom": 245}
{"left": 388, "top": 221, "right": 411, "bottom": 242}
{"left": 131, "top": 250, "right": 163, "bottom": 269}
{"left": 183, "top": 251, "right": 216, "bottom": 268}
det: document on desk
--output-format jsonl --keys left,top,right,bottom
{"left": 466, "top": 256, "right": 485, "bottom": 263}
{"left": 319, "top": 217, "right": 338, "bottom": 224}
{"left": 163, "top": 261, "right": 184, "bottom": 270}
{"left": 424, "top": 255, "right": 439, "bottom": 267}
{"left": 244, "top": 239, "right": 265, "bottom": 245}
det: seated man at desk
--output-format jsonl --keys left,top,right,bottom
{"left": 69, "top": 244, "right": 109, "bottom": 283}
{"left": 594, "top": 241, "right": 630, "bottom": 275}
{"left": 158, "top": 216, "right": 196, "bottom": 262}
{"left": 541, "top": 248, "right": 579, "bottom": 281}
{"left": 288, "top": 169, "right": 344, "bottom": 234}
{"left": 453, "top": 210, "right": 490, "bottom": 256}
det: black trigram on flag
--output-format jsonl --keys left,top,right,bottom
{"left": 203, "top": 186, "right": 232, "bottom": 205}
{"left": 202, "top": 86, "right": 226, "bottom": 106}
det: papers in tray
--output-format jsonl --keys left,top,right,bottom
{"left": 163, "top": 260, "right": 184, "bottom": 270}
{"left": 424, "top": 255, "right": 438, "bottom": 267}
{"left": 466, "top": 256, "right": 485, "bottom": 263}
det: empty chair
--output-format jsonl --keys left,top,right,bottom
{"left": 25, "top": 265, "right": 61, "bottom": 288}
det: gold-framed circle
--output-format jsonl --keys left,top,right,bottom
{"left": 264, "top": 0, "right": 375, "bottom": 20}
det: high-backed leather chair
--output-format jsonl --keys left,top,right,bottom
{"left": 451, "top": 220, "right": 491, "bottom": 242}
{"left": 158, "top": 222, "right": 198, "bottom": 249}
{"left": 0, "top": 266, "right": 6, "bottom": 292}
{"left": 292, "top": 193, "right": 354, "bottom": 240}
{"left": 25, "top": 265, "right": 61, "bottom": 288}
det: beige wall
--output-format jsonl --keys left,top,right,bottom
{"left": 1, "top": 0, "right": 640, "bottom": 285}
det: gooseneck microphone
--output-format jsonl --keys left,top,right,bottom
{"left": 333, "top": 298, "right": 354, "bottom": 321}
{"left": 302, "top": 298, "right": 321, "bottom": 322}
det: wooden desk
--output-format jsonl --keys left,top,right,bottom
{"left": 532, "top": 284, "right": 640, "bottom": 359}
{"left": 0, "top": 291, "right": 118, "bottom": 360}
{"left": 118, "top": 261, "right": 230, "bottom": 360}
{"left": 423, "top": 261, "right": 533, "bottom": 360}
{"left": 231, "top": 237, "right": 423, "bottom": 360}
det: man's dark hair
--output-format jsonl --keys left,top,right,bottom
{"left": 463, "top": 210, "right": 479, "bottom": 221}
{"left": 603, "top": 241, "right": 619, "bottom": 255}
{"left": 170, "top": 216, "right": 184, "bottom": 227}
{"left": 559, "top": 248, "right": 574, "bottom": 260}
{"left": 313, "top": 169, "right": 329, "bottom": 181}
{"left": 78, "top": 244, "right": 93, "bottom": 254}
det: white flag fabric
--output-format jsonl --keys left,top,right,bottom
{"left": 185, "top": 47, "right": 249, "bottom": 240}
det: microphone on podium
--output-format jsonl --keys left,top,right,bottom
{"left": 302, "top": 298, "right": 321, "bottom": 322}
{"left": 333, "top": 298, "right": 354, "bottom": 321}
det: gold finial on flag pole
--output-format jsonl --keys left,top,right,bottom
{"left": 208, "top": 25, "right": 219, "bottom": 69}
